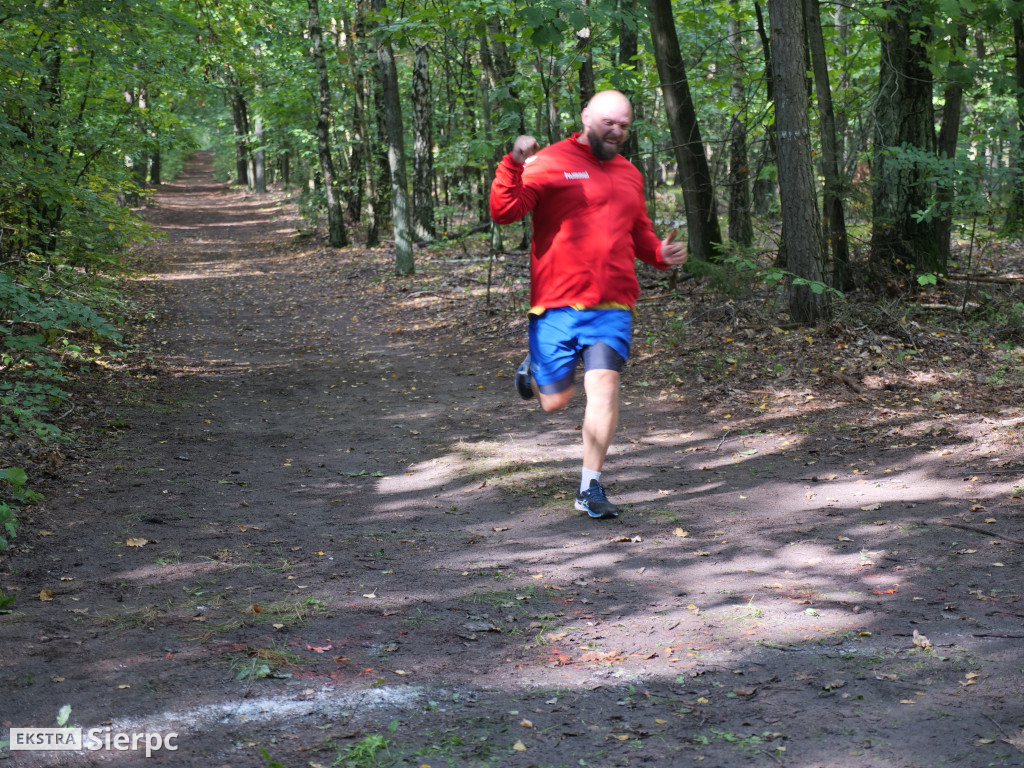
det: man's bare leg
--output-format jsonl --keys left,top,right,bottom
{"left": 581, "top": 368, "right": 620, "bottom": 472}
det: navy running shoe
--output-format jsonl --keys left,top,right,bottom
{"left": 515, "top": 354, "right": 534, "bottom": 400}
{"left": 575, "top": 480, "right": 619, "bottom": 519}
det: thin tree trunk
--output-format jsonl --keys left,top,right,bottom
{"left": 36, "top": 16, "right": 63, "bottom": 254}
{"left": 727, "top": 3, "right": 753, "bottom": 246}
{"left": 344, "top": 7, "right": 376, "bottom": 239}
{"left": 339, "top": 11, "right": 363, "bottom": 224}
{"left": 307, "top": 0, "right": 349, "bottom": 247}
{"left": 230, "top": 86, "right": 250, "bottom": 187}
{"left": 769, "top": 0, "right": 828, "bottom": 322}
{"left": 371, "top": 0, "right": 414, "bottom": 275}
{"left": 411, "top": 43, "right": 435, "bottom": 242}
{"left": 751, "top": 1, "right": 778, "bottom": 218}
{"left": 1005, "top": 16, "right": 1024, "bottom": 232}
{"left": 934, "top": 24, "right": 966, "bottom": 256}
{"left": 485, "top": 17, "right": 524, "bottom": 134}
{"left": 618, "top": 0, "right": 646, "bottom": 197}
{"left": 576, "top": 0, "right": 595, "bottom": 109}
{"left": 253, "top": 114, "right": 266, "bottom": 194}
{"left": 803, "top": 0, "right": 850, "bottom": 289}
{"left": 647, "top": 0, "right": 723, "bottom": 261}
{"left": 150, "top": 147, "right": 161, "bottom": 185}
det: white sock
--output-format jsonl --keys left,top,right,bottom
{"left": 580, "top": 468, "right": 601, "bottom": 494}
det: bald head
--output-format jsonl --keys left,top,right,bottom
{"left": 580, "top": 90, "right": 633, "bottom": 160}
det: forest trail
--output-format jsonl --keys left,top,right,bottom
{"left": 3, "top": 153, "right": 1024, "bottom": 767}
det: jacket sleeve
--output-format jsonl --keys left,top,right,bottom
{"left": 632, "top": 209, "right": 671, "bottom": 270}
{"left": 490, "top": 154, "right": 538, "bottom": 224}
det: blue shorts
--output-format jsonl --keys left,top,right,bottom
{"left": 527, "top": 307, "right": 632, "bottom": 394}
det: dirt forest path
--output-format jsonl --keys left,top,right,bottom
{"left": 4, "top": 153, "right": 1024, "bottom": 767}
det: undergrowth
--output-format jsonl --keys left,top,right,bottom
{"left": 0, "top": 259, "right": 130, "bottom": 550}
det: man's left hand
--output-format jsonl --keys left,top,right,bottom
{"left": 661, "top": 230, "right": 688, "bottom": 266}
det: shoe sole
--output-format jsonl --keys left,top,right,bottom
{"left": 575, "top": 500, "right": 618, "bottom": 519}
{"left": 515, "top": 367, "right": 534, "bottom": 400}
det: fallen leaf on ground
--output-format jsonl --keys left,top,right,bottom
{"left": 512, "top": 740, "right": 527, "bottom": 751}
{"left": 125, "top": 538, "right": 152, "bottom": 547}
{"left": 1003, "top": 729, "right": 1024, "bottom": 752}
{"left": 912, "top": 629, "right": 933, "bottom": 649}
{"left": 39, "top": 590, "right": 55, "bottom": 601}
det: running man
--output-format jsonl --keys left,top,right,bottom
{"left": 489, "top": 89, "right": 688, "bottom": 519}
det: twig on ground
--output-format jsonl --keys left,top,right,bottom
{"left": 831, "top": 372, "right": 863, "bottom": 393}
{"left": 714, "top": 429, "right": 732, "bottom": 452}
{"left": 933, "top": 520, "right": 1024, "bottom": 546}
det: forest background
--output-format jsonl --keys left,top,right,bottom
{"left": 3, "top": 0, "right": 1024, "bottom": 569}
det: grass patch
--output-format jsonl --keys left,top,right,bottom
{"left": 98, "top": 604, "right": 161, "bottom": 631}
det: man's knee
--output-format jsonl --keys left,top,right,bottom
{"left": 583, "top": 369, "right": 621, "bottom": 400}
{"left": 539, "top": 388, "right": 574, "bottom": 412}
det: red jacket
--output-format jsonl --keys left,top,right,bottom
{"left": 490, "top": 134, "right": 670, "bottom": 310}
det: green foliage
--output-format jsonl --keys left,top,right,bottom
{"left": 0, "top": 259, "right": 128, "bottom": 550}
{"left": 0, "top": 466, "right": 40, "bottom": 551}
{"left": 258, "top": 746, "right": 289, "bottom": 768}
{"left": 334, "top": 721, "right": 398, "bottom": 767}
{"left": 0, "top": 264, "right": 124, "bottom": 440}
{"left": 684, "top": 250, "right": 844, "bottom": 303}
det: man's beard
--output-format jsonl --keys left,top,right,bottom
{"left": 587, "top": 130, "right": 619, "bottom": 161}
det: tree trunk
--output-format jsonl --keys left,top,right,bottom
{"left": 411, "top": 43, "right": 435, "bottom": 242}
{"left": 751, "top": 1, "right": 778, "bottom": 218}
{"left": 727, "top": 3, "right": 753, "bottom": 246}
{"left": 869, "top": 0, "right": 938, "bottom": 282}
{"left": 647, "top": 0, "right": 723, "bottom": 261}
{"left": 485, "top": 17, "right": 525, "bottom": 134}
{"left": 35, "top": 19, "right": 63, "bottom": 254}
{"left": 576, "top": 0, "right": 595, "bottom": 109}
{"left": 307, "top": 0, "right": 349, "bottom": 247}
{"left": 769, "top": 0, "right": 828, "bottom": 322}
{"left": 230, "top": 86, "right": 250, "bottom": 187}
{"left": 343, "top": 7, "right": 376, "bottom": 238}
{"left": 1005, "top": 16, "right": 1024, "bottom": 232}
{"left": 618, "top": 0, "right": 646, "bottom": 196}
{"left": 150, "top": 148, "right": 161, "bottom": 185}
{"left": 934, "top": 24, "right": 966, "bottom": 256}
{"left": 803, "top": 0, "right": 850, "bottom": 289}
{"left": 371, "top": 0, "right": 414, "bottom": 275}
{"left": 253, "top": 114, "right": 266, "bottom": 194}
